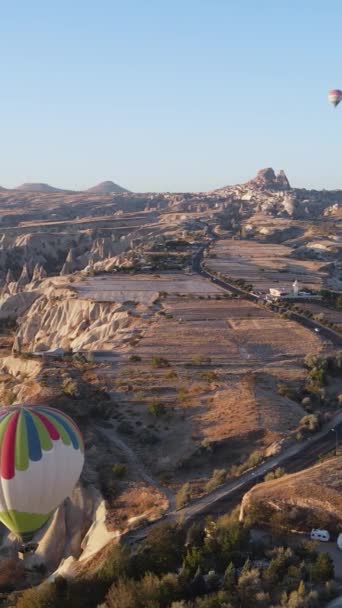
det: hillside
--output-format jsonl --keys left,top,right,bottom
{"left": 0, "top": 167, "right": 340, "bottom": 594}
{"left": 240, "top": 456, "right": 342, "bottom": 530}
{"left": 86, "top": 180, "right": 129, "bottom": 194}
{"left": 16, "top": 182, "right": 68, "bottom": 193}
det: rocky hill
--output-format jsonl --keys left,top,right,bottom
{"left": 86, "top": 180, "right": 129, "bottom": 194}
{"left": 240, "top": 456, "right": 342, "bottom": 529}
{"left": 16, "top": 182, "right": 68, "bottom": 193}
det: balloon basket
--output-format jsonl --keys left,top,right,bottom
{"left": 18, "top": 542, "right": 38, "bottom": 560}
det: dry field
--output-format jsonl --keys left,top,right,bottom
{"left": 298, "top": 302, "right": 342, "bottom": 329}
{"left": 76, "top": 272, "right": 223, "bottom": 305}
{"left": 96, "top": 282, "right": 323, "bottom": 485}
{"left": 206, "top": 239, "right": 327, "bottom": 292}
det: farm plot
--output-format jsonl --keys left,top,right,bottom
{"left": 75, "top": 272, "right": 223, "bottom": 305}
{"left": 99, "top": 291, "right": 322, "bottom": 483}
{"left": 206, "top": 239, "right": 327, "bottom": 292}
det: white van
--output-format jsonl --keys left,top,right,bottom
{"left": 310, "top": 529, "right": 330, "bottom": 542}
{"left": 337, "top": 533, "right": 342, "bottom": 550}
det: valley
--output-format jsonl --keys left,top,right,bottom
{"left": 0, "top": 169, "right": 341, "bottom": 604}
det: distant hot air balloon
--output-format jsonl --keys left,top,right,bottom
{"left": 328, "top": 89, "right": 342, "bottom": 107}
{"left": 0, "top": 405, "right": 84, "bottom": 539}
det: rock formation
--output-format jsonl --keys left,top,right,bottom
{"left": 246, "top": 168, "right": 291, "bottom": 191}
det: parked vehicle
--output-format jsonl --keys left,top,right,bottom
{"left": 337, "top": 533, "right": 342, "bottom": 550}
{"left": 310, "top": 529, "right": 330, "bottom": 542}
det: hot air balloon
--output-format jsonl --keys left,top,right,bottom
{"left": 0, "top": 405, "right": 84, "bottom": 540}
{"left": 328, "top": 89, "right": 342, "bottom": 107}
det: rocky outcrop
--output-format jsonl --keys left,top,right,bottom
{"left": 32, "top": 263, "right": 47, "bottom": 283}
{"left": 16, "top": 263, "right": 31, "bottom": 291}
{"left": 16, "top": 292, "right": 144, "bottom": 351}
{"left": 0, "top": 290, "right": 40, "bottom": 320}
{"left": 246, "top": 168, "right": 291, "bottom": 191}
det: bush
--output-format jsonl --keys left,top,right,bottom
{"left": 199, "top": 371, "right": 218, "bottom": 383}
{"left": 233, "top": 450, "right": 263, "bottom": 475}
{"left": 148, "top": 400, "right": 166, "bottom": 417}
{"left": 129, "top": 354, "right": 141, "bottom": 362}
{"left": 175, "top": 483, "right": 192, "bottom": 509}
{"left": 311, "top": 552, "right": 334, "bottom": 582}
{"left": 151, "top": 356, "right": 171, "bottom": 368}
{"left": 3, "top": 390, "right": 16, "bottom": 406}
{"left": 264, "top": 467, "right": 285, "bottom": 482}
{"left": 98, "top": 543, "right": 132, "bottom": 583}
{"left": 299, "top": 414, "right": 320, "bottom": 433}
{"left": 277, "top": 383, "right": 295, "bottom": 399}
{"left": 191, "top": 355, "right": 211, "bottom": 366}
{"left": 205, "top": 469, "right": 226, "bottom": 492}
{"left": 16, "top": 578, "right": 68, "bottom": 608}
{"left": 62, "top": 377, "right": 80, "bottom": 398}
{"left": 112, "top": 463, "right": 127, "bottom": 479}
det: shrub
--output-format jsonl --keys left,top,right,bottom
{"left": 308, "top": 367, "right": 325, "bottom": 386}
{"left": 199, "top": 371, "right": 218, "bottom": 382}
{"left": 177, "top": 388, "right": 189, "bottom": 403}
{"left": 277, "top": 383, "right": 295, "bottom": 399}
{"left": 299, "top": 414, "right": 320, "bottom": 433}
{"left": 205, "top": 469, "right": 227, "bottom": 492}
{"left": 16, "top": 578, "right": 68, "bottom": 608}
{"left": 311, "top": 552, "right": 334, "bottom": 582}
{"left": 3, "top": 390, "right": 16, "bottom": 406}
{"left": 129, "top": 354, "right": 141, "bottom": 362}
{"left": 175, "top": 483, "right": 192, "bottom": 509}
{"left": 166, "top": 369, "right": 178, "bottom": 379}
{"left": 62, "top": 377, "right": 79, "bottom": 398}
{"left": 264, "top": 467, "right": 285, "bottom": 482}
{"left": 151, "top": 356, "right": 171, "bottom": 368}
{"left": 191, "top": 355, "right": 211, "bottom": 366}
{"left": 148, "top": 400, "right": 166, "bottom": 417}
{"left": 112, "top": 463, "right": 127, "bottom": 479}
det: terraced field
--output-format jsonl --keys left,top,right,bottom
{"left": 206, "top": 239, "right": 327, "bottom": 292}
{"left": 96, "top": 283, "right": 323, "bottom": 484}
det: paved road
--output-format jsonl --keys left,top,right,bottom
{"left": 125, "top": 416, "right": 342, "bottom": 544}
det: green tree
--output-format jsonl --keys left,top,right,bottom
{"left": 311, "top": 552, "right": 334, "bottom": 582}
{"left": 223, "top": 562, "right": 236, "bottom": 593}
{"left": 133, "top": 522, "right": 185, "bottom": 576}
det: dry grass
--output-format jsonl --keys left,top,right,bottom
{"left": 106, "top": 482, "right": 168, "bottom": 530}
{"left": 244, "top": 455, "right": 342, "bottom": 521}
{"left": 100, "top": 292, "right": 323, "bottom": 483}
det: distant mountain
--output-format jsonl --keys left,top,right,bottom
{"left": 86, "top": 181, "right": 129, "bottom": 194}
{"left": 16, "top": 183, "right": 66, "bottom": 193}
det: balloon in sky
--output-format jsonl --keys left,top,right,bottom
{"left": 0, "top": 405, "right": 84, "bottom": 538}
{"left": 328, "top": 89, "right": 342, "bottom": 107}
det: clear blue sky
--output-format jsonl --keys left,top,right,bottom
{"left": 1, "top": 0, "right": 341, "bottom": 192}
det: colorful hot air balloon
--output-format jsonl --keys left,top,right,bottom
{"left": 0, "top": 405, "right": 84, "bottom": 539}
{"left": 328, "top": 89, "right": 342, "bottom": 107}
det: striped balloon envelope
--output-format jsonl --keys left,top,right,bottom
{"left": 0, "top": 405, "right": 84, "bottom": 538}
{"left": 328, "top": 89, "right": 342, "bottom": 107}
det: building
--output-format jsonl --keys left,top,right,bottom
{"left": 266, "top": 280, "right": 321, "bottom": 302}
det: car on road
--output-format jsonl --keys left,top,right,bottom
{"left": 310, "top": 528, "right": 330, "bottom": 542}
{"left": 314, "top": 328, "right": 320, "bottom": 333}
{"left": 337, "top": 533, "right": 342, "bottom": 551}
